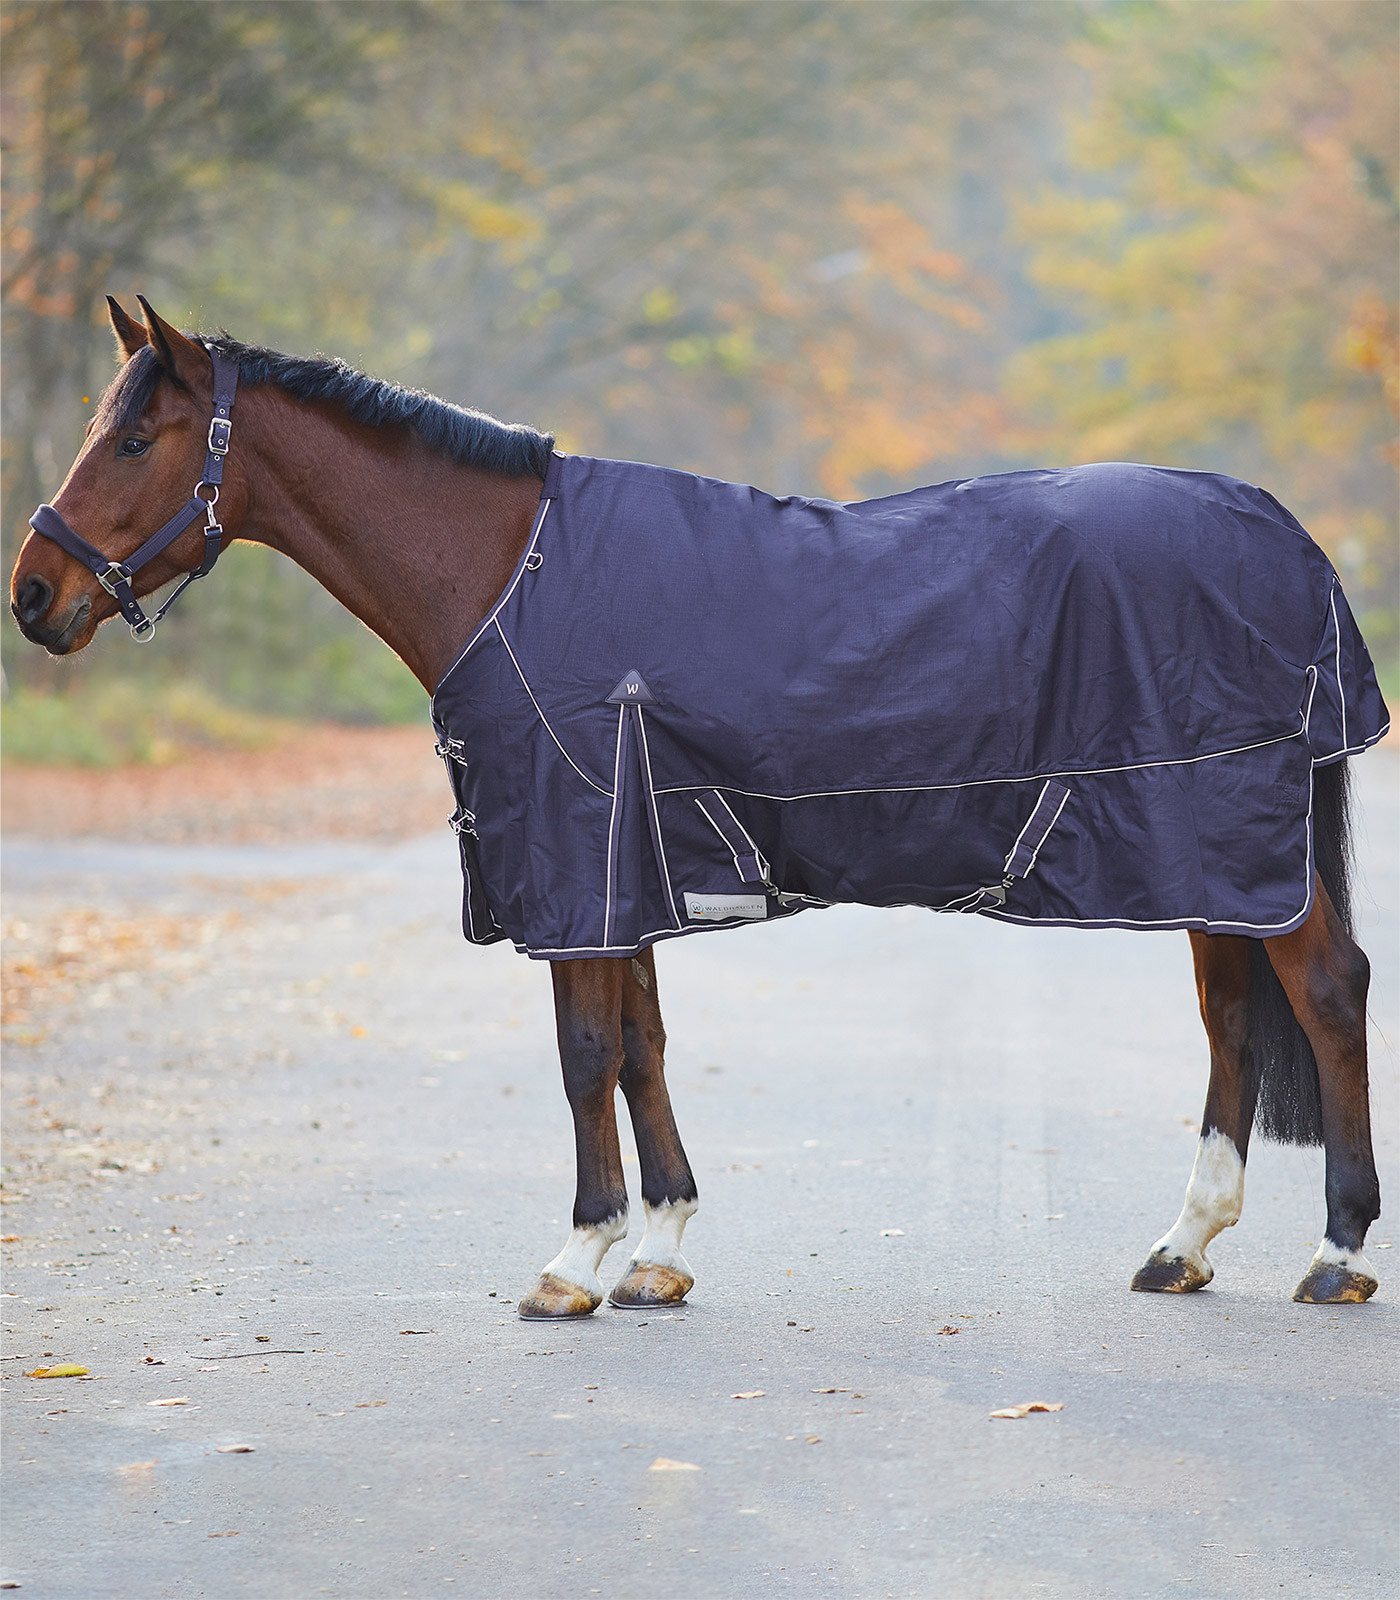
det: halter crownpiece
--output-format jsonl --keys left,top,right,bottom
{"left": 27, "top": 349, "right": 240, "bottom": 642}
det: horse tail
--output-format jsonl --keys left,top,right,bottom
{"left": 1245, "top": 758, "right": 1354, "bottom": 1146}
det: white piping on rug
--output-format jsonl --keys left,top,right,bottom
{"left": 494, "top": 621, "right": 612, "bottom": 797}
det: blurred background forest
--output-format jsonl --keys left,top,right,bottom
{"left": 3, "top": 0, "right": 1396, "bottom": 763}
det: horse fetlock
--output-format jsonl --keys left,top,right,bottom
{"left": 1130, "top": 1247, "right": 1213, "bottom": 1294}
{"left": 1293, "top": 1240, "right": 1379, "bottom": 1305}
{"left": 1143, "top": 1131, "right": 1244, "bottom": 1291}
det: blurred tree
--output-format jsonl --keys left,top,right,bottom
{"left": 0, "top": 1, "right": 398, "bottom": 513}
{"left": 375, "top": 2, "right": 1065, "bottom": 495}
{"left": 0, "top": 0, "right": 419, "bottom": 697}
{"left": 1012, "top": 0, "right": 1398, "bottom": 669}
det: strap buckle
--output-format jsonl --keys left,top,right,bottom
{"left": 95, "top": 561, "right": 131, "bottom": 599}
{"left": 207, "top": 416, "right": 232, "bottom": 456}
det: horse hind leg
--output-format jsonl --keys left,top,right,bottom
{"left": 518, "top": 959, "right": 631, "bottom": 1320}
{"left": 1264, "top": 883, "right": 1379, "bottom": 1304}
{"left": 609, "top": 949, "right": 699, "bottom": 1308}
{"left": 1133, "top": 931, "right": 1254, "bottom": 1293}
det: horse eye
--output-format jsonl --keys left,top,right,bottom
{"left": 120, "top": 437, "right": 150, "bottom": 457}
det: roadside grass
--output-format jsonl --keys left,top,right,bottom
{"left": 1, "top": 681, "right": 286, "bottom": 768}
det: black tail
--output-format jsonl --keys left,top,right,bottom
{"left": 1246, "top": 759, "right": 1354, "bottom": 1145}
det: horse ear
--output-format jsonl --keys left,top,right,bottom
{"left": 107, "top": 296, "right": 149, "bottom": 362}
{"left": 136, "top": 295, "right": 207, "bottom": 390}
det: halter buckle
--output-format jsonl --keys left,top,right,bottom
{"left": 208, "top": 416, "right": 232, "bottom": 455}
{"left": 95, "top": 561, "right": 131, "bottom": 599}
{"left": 131, "top": 616, "right": 158, "bottom": 643}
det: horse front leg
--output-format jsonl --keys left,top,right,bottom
{"left": 1264, "top": 884, "right": 1379, "bottom": 1304}
{"left": 517, "top": 958, "right": 630, "bottom": 1320}
{"left": 609, "top": 948, "right": 699, "bottom": 1308}
{"left": 1133, "top": 931, "right": 1254, "bottom": 1293}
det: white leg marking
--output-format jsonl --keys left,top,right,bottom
{"left": 541, "top": 1212, "right": 628, "bottom": 1299}
{"left": 1310, "top": 1237, "right": 1378, "bottom": 1283}
{"left": 627, "top": 1197, "right": 697, "bottom": 1275}
{"left": 1149, "top": 1130, "right": 1245, "bottom": 1279}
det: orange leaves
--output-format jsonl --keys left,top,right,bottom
{"left": 1011, "top": 1, "right": 1397, "bottom": 620}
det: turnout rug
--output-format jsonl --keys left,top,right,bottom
{"left": 430, "top": 455, "right": 1390, "bottom": 960}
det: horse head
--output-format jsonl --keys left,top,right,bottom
{"left": 10, "top": 296, "right": 244, "bottom": 653}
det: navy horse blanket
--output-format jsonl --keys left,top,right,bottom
{"left": 431, "top": 455, "right": 1389, "bottom": 960}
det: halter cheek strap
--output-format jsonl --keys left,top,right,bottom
{"left": 28, "top": 351, "right": 240, "bottom": 642}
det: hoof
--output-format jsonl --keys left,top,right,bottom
{"left": 1293, "top": 1263, "right": 1378, "bottom": 1305}
{"left": 608, "top": 1262, "right": 693, "bottom": 1308}
{"left": 517, "top": 1272, "right": 602, "bottom": 1320}
{"left": 1130, "top": 1251, "right": 1212, "bottom": 1293}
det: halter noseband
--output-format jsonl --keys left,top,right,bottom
{"left": 27, "top": 350, "right": 239, "bottom": 643}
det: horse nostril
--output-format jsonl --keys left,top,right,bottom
{"left": 16, "top": 573, "right": 54, "bottom": 626}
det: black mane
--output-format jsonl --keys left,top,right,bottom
{"left": 97, "top": 335, "right": 554, "bottom": 479}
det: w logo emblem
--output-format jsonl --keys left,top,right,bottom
{"left": 606, "top": 669, "right": 657, "bottom": 705}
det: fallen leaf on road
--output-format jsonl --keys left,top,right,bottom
{"left": 25, "top": 1364, "right": 88, "bottom": 1378}
{"left": 937, "top": 1326, "right": 959, "bottom": 1335}
{"left": 207, "top": 1530, "right": 240, "bottom": 1538}
{"left": 810, "top": 1387, "right": 848, "bottom": 1394}
{"left": 117, "top": 1461, "right": 157, "bottom": 1474}
{"left": 731, "top": 1391, "right": 765, "bottom": 1400}
{"left": 989, "top": 1402, "right": 1064, "bottom": 1419}
{"left": 148, "top": 1397, "right": 193, "bottom": 1407}
{"left": 648, "top": 1458, "right": 701, "bottom": 1472}
{"left": 398, "top": 1329, "right": 433, "bottom": 1335}
{"left": 355, "top": 1401, "right": 387, "bottom": 1408}
{"left": 216, "top": 1445, "right": 254, "bottom": 1454}
{"left": 805, "top": 1435, "right": 821, "bottom": 1444}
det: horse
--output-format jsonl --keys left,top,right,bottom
{"left": 10, "top": 297, "right": 1389, "bottom": 1317}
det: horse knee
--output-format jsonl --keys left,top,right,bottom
{"left": 559, "top": 1032, "right": 622, "bottom": 1104}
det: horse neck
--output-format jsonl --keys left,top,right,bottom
{"left": 233, "top": 387, "right": 542, "bottom": 692}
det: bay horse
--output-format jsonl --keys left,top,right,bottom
{"left": 9, "top": 298, "right": 1386, "bottom": 1315}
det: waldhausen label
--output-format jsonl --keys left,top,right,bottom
{"left": 683, "top": 892, "right": 768, "bottom": 923}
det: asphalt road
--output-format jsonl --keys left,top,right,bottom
{"left": 3, "top": 750, "right": 1396, "bottom": 1600}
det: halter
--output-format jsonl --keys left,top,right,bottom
{"left": 27, "top": 351, "right": 239, "bottom": 643}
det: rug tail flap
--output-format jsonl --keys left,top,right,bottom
{"left": 1305, "top": 580, "right": 1391, "bottom": 764}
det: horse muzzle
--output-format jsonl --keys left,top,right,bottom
{"left": 10, "top": 574, "right": 92, "bottom": 654}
